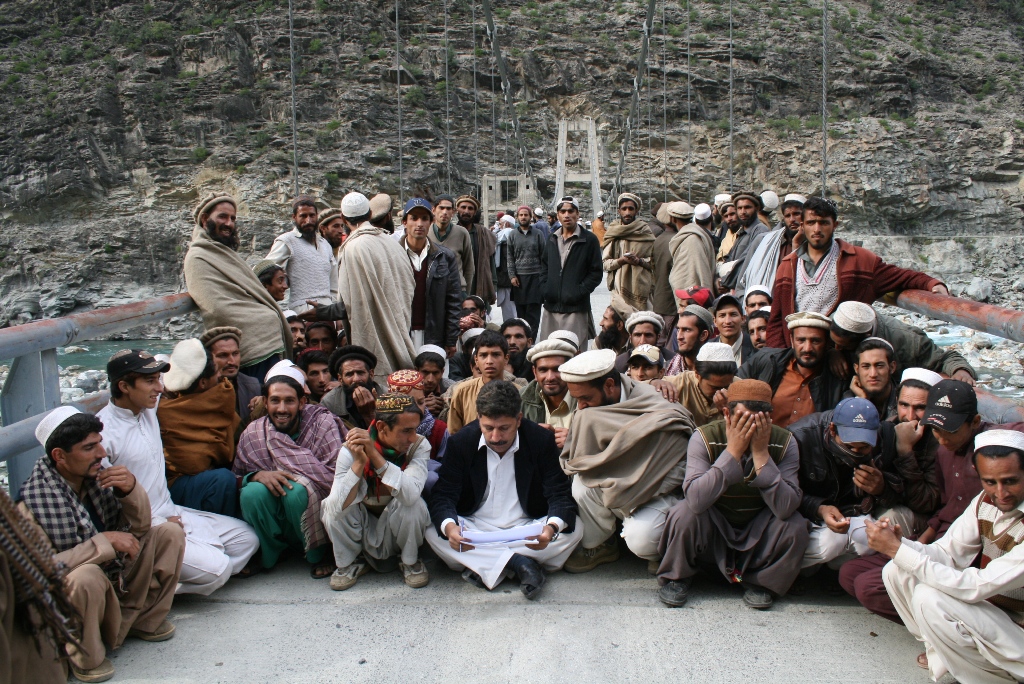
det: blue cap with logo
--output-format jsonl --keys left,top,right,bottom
{"left": 403, "top": 197, "right": 433, "bottom": 215}
{"left": 833, "top": 397, "right": 880, "bottom": 446}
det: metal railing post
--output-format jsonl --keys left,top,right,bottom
{"left": 1, "top": 349, "right": 61, "bottom": 495}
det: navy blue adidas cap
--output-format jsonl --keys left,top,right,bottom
{"left": 833, "top": 397, "right": 880, "bottom": 446}
{"left": 403, "top": 198, "right": 433, "bottom": 215}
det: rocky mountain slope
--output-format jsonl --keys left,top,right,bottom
{"left": 2, "top": 0, "right": 1024, "bottom": 327}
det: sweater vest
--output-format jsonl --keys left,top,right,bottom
{"left": 279, "top": 231, "right": 335, "bottom": 308}
{"left": 977, "top": 495, "right": 1024, "bottom": 623}
{"left": 698, "top": 420, "right": 791, "bottom": 527}
{"left": 410, "top": 255, "right": 429, "bottom": 330}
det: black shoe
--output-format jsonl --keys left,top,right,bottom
{"left": 509, "top": 554, "right": 547, "bottom": 600}
{"left": 461, "top": 568, "right": 487, "bottom": 589}
{"left": 742, "top": 585, "right": 774, "bottom": 610}
{"left": 658, "top": 578, "right": 693, "bottom": 607}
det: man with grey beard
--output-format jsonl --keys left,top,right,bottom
{"left": 266, "top": 195, "right": 338, "bottom": 313}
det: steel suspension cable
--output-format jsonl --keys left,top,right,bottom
{"left": 472, "top": 0, "right": 479, "bottom": 186}
{"left": 287, "top": 0, "right": 299, "bottom": 196}
{"left": 821, "top": 0, "right": 828, "bottom": 197}
{"left": 443, "top": 0, "right": 452, "bottom": 193}
{"left": 686, "top": 0, "right": 691, "bottom": 203}
{"left": 395, "top": 0, "right": 404, "bottom": 205}
{"left": 728, "top": 0, "right": 734, "bottom": 193}
{"left": 662, "top": 0, "right": 668, "bottom": 202}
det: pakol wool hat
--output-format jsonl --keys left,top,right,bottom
{"left": 786, "top": 311, "right": 832, "bottom": 331}
{"left": 547, "top": 330, "right": 580, "bottom": 352}
{"left": 731, "top": 191, "right": 764, "bottom": 210}
{"left": 193, "top": 193, "right": 237, "bottom": 227}
{"left": 617, "top": 192, "right": 642, "bottom": 210}
{"left": 369, "top": 193, "right": 393, "bottom": 222}
{"left": 558, "top": 349, "right": 616, "bottom": 383}
{"left": 163, "top": 339, "right": 209, "bottom": 393}
{"left": 317, "top": 207, "right": 342, "bottom": 227}
{"left": 667, "top": 201, "right": 695, "bottom": 219}
{"left": 200, "top": 326, "right": 242, "bottom": 349}
{"left": 526, "top": 339, "right": 577, "bottom": 365}
{"left": 625, "top": 311, "right": 665, "bottom": 334}
{"left": 456, "top": 194, "right": 480, "bottom": 210}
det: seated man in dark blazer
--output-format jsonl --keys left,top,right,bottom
{"left": 426, "top": 381, "right": 582, "bottom": 599}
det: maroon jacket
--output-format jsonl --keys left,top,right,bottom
{"left": 766, "top": 239, "right": 943, "bottom": 348}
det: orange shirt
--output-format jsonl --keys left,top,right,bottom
{"left": 771, "top": 358, "right": 817, "bottom": 428}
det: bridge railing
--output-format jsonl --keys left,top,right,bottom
{"left": 0, "top": 294, "right": 196, "bottom": 495}
{"left": 1, "top": 290, "right": 1023, "bottom": 496}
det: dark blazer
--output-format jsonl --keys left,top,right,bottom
{"left": 428, "top": 419, "right": 577, "bottom": 535}
{"left": 540, "top": 227, "right": 603, "bottom": 314}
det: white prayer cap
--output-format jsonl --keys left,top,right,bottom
{"left": 901, "top": 367, "right": 943, "bottom": 387}
{"left": 461, "top": 327, "right": 485, "bottom": 344}
{"left": 154, "top": 353, "right": 172, "bottom": 366}
{"left": 759, "top": 306, "right": 772, "bottom": 313}
{"left": 417, "top": 344, "right": 447, "bottom": 359}
{"left": 693, "top": 203, "right": 713, "bottom": 221}
{"left": 547, "top": 330, "right": 580, "bottom": 352}
{"left": 696, "top": 342, "right": 735, "bottom": 363}
{"left": 534, "top": 207, "right": 544, "bottom": 216}
{"left": 832, "top": 301, "right": 876, "bottom": 334}
{"left": 526, "top": 339, "right": 577, "bottom": 365}
{"left": 744, "top": 285, "right": 773, "bottom": 301}
{"left": 714, "top": 194, "right": 732, "bottom": 208}
{"left": 625, "top": 310, "right": 665, "bottom": 334}
{"left": 265, "top": 359, "right": 308, "bottom": 392}
{"left": 975, "top": 429, "right": 1024, "bottom": 453}
{"left": 341, "top": 191, "right": 371, "bottom": 218}
{"left": 786, "top": 311, "right": 831, "bottom": 331}
{"left": 596, "top": 210, "right": 605, "bottom": 218}
{"left": 667, "top": 201, "right": 695, "bottom": 219}
{"left": 760, "top": 190, "right": 780, "bottom": 211}
{"left": 558, "top": 348, "right": 617, "bottom": 383}
{"left": 35, "top": 406, "right": 84, "bottom": 449}
{"left": 500, "top": 214, "right": 516, "bottom": 227}
{"left": 163, "top": 338, "right": 208, "bottom": 393}
{"left": 283, "top": 309, "right": 299, "bottom": 320}
{"left": 863, "top": 336, "right": 894, "bottom": 353}
{"left": 782, "top": 193, "right": 807, "bottom": 206}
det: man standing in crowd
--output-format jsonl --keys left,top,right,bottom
{"left": 456, "top": 194, "right": 496, "bottom": 306}
{"left": 265, "top": 196, "right": 338, "bottom": 313}
{"left": 657, "top": 380, "right": 807, "bottom": 610}
{"left": 427, "top": 381, "right": 582, "bottom": 599}
{"left": 322, "top": 394, "right": 431, "bottom": 591}
{"left": 720, "top": 191, "right": 770, "bottom": 292}
{"left": 559, "top": 350, "right": 695, "bottom": 573}
{"left": 669, "top": 203, "right": 716, "bottom": 300}
{"left": 297, "top": 350, "right": 333, "bottom": 404}
{"left": 501, "top": 318, "right": 535, "bottom": 381}
{"left": 845, "top": 338, "right": 900, "bottom": 421}
{"left": 737, "top": 312, "right": 845, "bottom": 428}
{"left": 429, "top": 194, "right": 474, "bottom": 294}
{"left": 766, "top": 197, "right": 948, "bottom": 347}
{"left": 651, "top": 201, "right": 690, "bottom": 347}
{"left": 234, "top": 373, "right": 344, "bottom": 578}
{"left": 533, "top": 206, "right": 550, "bottom": 237}
{"left": 320, "top": 346, "right": 382, "bottom": 430}
{"left": 318, "top": 206, "right": 346, "bottom": 258}
{"left": 602, "top": 193, "right": 656, "bottom": 310}
{"left": 709, "top": 294, "right": 755, "bottom": 366}
{"left": 336, "top": 191, "right": 416, "bottom": 384}
{"left": 184, "top": 193, "right": 292, "bottom": 381}
{"left": 747, "top": 310, "right": 770, "bottom": 350}
{"left": 737, "top": 194, "right": 805, "bottom": 295}
{"left": 594, "top": 293, "right": 636, "bottom": 356}
{"left": 21, "top": 407, "right": 185, "bottom": 683}
{"left": 744, "top": 286, "right": 772, "bottom": 314}
{"left": 508, "top": 204, "right": 548, "bottom": 336}
{"left": 541, "top": 196, "right": 604, "bottom": 347}
{"left": 202, "top": 326, "right": 261, "bottom": 426}
{"left": 98, "top": 350, "right": 259, "bottom": 595}
{"left": 614, "top": 311, "right": 676, "bottom": 372}
{"left": 398, "top": 197, "right": 461, "bottom": 355}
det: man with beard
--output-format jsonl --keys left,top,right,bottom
{"left": 318, "top": 207, "right": 345, "bottom": 258}
{"left": 878, "top": 429, "right": 1024, "bottom": 684}
{"left": 594, "top": 293, "right": 636, "bottom": 355}
{"left": 651, "top": 202, "right": 690, "bottom": 346}
{"left": 286, "top": 312, "right": 306, "bottom": 357}
{"left": 202, "top": 326, "right": 261, "bottom": 426}
{"left": 720, "top": 192, "right": 770, "bottom": 292}
{"left": 501, "top": 318, "right": 535, "bottom": 382}
{"left": 336, "top": 192, "right": 417, "bottom": 384}
{"left": 520, "top": 339, "right": 578, "bottom": 450}
{"left": 668, "top": 203, "right": 717, "bottom": 300}
{"left": 766, "top": 197, "right": 948, "bottom": 348}
{"left": 185, "top": 193, "right": 292, "bottom": 382}
{"left": 266, "top": 195, "right": 338, "bottom": 312}
{"left": 664, "top": 305, "right": 714, "bottom": 376}
{"left": 715, "top": 201, "right": 741, "bottom": 263}
{"left": 559, "top": 349, "right": 696, "bottom": 573}
{"left": 602, "top": 193, "right": 656, "bottom": 310}
{"left": 747, "top": 310, "right": 770, "bottom": 350}
{"left": 613, "top": 311, "right": 676, "bottom": 373}
{"left": 456, "top": 194, "right": 496, "bottom": 306}
{"left": 508, "top": 205, "right": 548, "bottom": 336}
{"left": 235, "top": 373, "right": 344, "bottom": 578}
{"left": 429, "top": 194, "right": 474, "bottom": 295}
{"left": 447, "top": 330, "right": 511, "bottom": 434}
{"left": 844, "top": 338, "right": 899, "bottom": 421}
{"left": 532, "top": 206, "right": 551, "bottom": 238}
{"left": 709, "top": 294, "right": 755, "bottom": 366}
{"left": 320, "top": 346, "right": 382, "bottom": 430}
{"left": 304, "top": 321, "right": 339, "bottom": 359}
{"left": 540, "top": 196, "right": 604, "bottom": 347}
{"left": 737, "top": 312, "right": 845, "bottom": 429}
{"left": 737, "top": 194, "right": 806, "bottom": 296}
{"left": 297, "top": 349, "right": 334, "bottom": 403}
{"left": 494, "top": 214, "right": 518, "bottom": 321}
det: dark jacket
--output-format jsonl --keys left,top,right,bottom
{"left": 234, "top": 372, "right": 262, "bottom": 423}
{"left": 401, "top": 237, "right": 462, "bottom": 348}
{"left": 541, "top": 227, "right": 604, "bottom": 313}
{"left": 767, "top": 239, "right": 944, "bottom": 348}
{"left": 736, "top": 347, "right": 845, "bottom": 414}
{"left": 447, "top": 350, "right": 473, "bottom": 383}
{"left": 520, "top": 381, "right": 577, "bottom": 423}
{"left": 428, "top": 419, "right": 577, "bottom": 535}
{"left": 788, "top": 410, "right": 904, "bottom": 522}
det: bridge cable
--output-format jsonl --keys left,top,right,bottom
{"left": 728, "top": 0, "right": 734, "bottom": 193}
{"left": 662, "top": 0, "right": 668, "bottom": 203}
{"left": 472, "top": 0, "right": 479, "bottom": 188}
{"left": 287, "top": 0, "right": 299, "bottom": 196}
{"left": 443, "top": 0, "right": 452, "bottom": 193}
{"left": 395, "top": 0, "right": 404, "bottom": 205}
{"left": 821, "top": 0, "right": 828, "bottom": 197}
{"left": 686, "top": 0, "right": 691, "bottom": 203}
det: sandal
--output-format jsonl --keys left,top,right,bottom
{"left": 236, "top": 554, "right": 263, "bottom": 579}
{"left": 310, "top": 558, "right": 336, "bottom": 579}
{"left": 916, "top": 652, "right": 928, "bottom": 670}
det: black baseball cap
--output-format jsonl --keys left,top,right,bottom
{"left": 921, "top": 379, "right": 977, "bottom": 432}
{"left": 711, "top": 294, "right": 743, "bottom": 315}
{"left": 106, "top": 349, "right": 170, "bottom": 383}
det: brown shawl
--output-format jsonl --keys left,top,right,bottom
{"left": 560, "top": 375, "right": 695, "bottom": 514}
{"left": 468, "top": 223, "right": 497, "bottom": 304}
{"left": 602, "top": 219, "right": 656, "bottom": 309}
{"left": 158, "top": 378, "right": 240, "bottom": 485}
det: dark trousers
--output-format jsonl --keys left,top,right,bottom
{"left": 169, "top": 468, "right": 240, "bottom": 518}
{"left": 516, "top": 303, "right": 542, "bottom": 340}
{"left": 838, "top": 553, "right": 901, "bottom": 623}
{"left": 239, "top": 354, "right": 282, "bottom": 387}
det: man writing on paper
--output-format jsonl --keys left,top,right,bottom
{"left": 427, "top": 381, "right": 582, "bottom": 600}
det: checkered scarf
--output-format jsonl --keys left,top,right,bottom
{"left": 19, "top": 456, "right": 129, "bottom": 582}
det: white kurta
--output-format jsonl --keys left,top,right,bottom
{"left": 883, "top": 493, "right": 1024, "bottom": 684}
{"left": 98, "top": 401, "right": 259, "bottom": 595}
{"left": 427, "top": 435, "right": 581, "bottom": 589}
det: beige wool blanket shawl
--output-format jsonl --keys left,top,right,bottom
{"left": 560, "top": 376, "right": 696, "bottom": 515}
{"left": 337, "top": 222, "right": 417, "bottom": 384}
{"left": 183, "top": 225, "right": 292, "bottom": 365}
{"left": 602, "top": 219, "right": 656, "bottom": 309}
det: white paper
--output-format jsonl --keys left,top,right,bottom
{"left": 461, "top": 522, "right": 544, "bottom": 545}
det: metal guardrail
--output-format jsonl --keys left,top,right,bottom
{"left": 894, "top": 290, "right": 1024, "bottom": 344}
{"left": 1, "top": 294, "right": 196, "bottom": 496}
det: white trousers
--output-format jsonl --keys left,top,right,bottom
{"left": 177, "top": 508, "right": 259, "bottom": 596}
{"left": 426, "top": 519, "right": 582, "bottom": 589}
{"left": 884, "top": 561, "right": 1024, "bottom": 684}
{"left": 802, "top": 506, "right": 915, "bottom": 570}
{"left": 495, "top": 288, "right": 517, "bottom": 322}
{"left": 572, "top": 477, "right": 676, "bottom": 561}
{"left": 325, "top": 497, "right": 430, "bottom": 569}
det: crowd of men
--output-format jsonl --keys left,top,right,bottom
{"left": 4, "top": 187, "right": 1024, "bottom": 684}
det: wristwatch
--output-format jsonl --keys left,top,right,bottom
{"left": 545, "top": 523, "right": 560, "bottom": 541}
